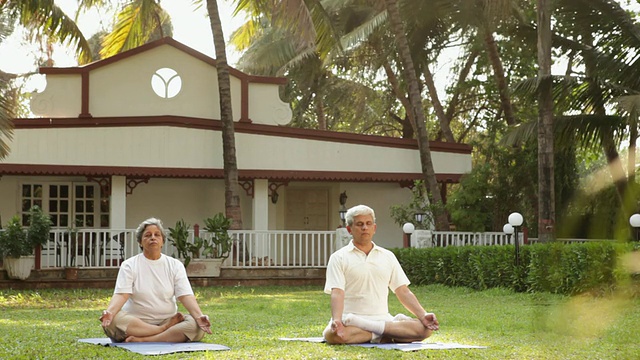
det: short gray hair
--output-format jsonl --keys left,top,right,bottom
{"left": 345, "top": 205, "right": 376, "bottom": 226}
{"left": 135, "top": 217, "right": 167, "bottom": 244}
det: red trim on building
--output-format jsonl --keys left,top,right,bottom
{"left": 11, "top": 116, "right": 472, "bottom": 154}
{"left": 0, "top": 163, "right": 462, "bottom": 183}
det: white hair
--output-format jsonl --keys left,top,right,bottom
{"left": 345, "top": 205, "right": 376, "bottom": 226}
{"left": 135, "top": 217, "right": 167, "bottom": 245}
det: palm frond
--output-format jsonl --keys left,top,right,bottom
{"left": 100, "top": 0, "right": 169, "bottom": 58}
{"left": 501, "top": 114, "right": 626, "bottom": 152}
{"left": 5, "top": 0, "right": 93, "bottom": 63}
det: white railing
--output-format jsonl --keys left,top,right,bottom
{"left": 413, "top": 231, "right": 522, "bottom": 248}
{"left": 226, "top": 230, "right": 336, "bottom": 268}
{"left": 40, "top": 229, "right": 139, "bottom": 269}
{"left": 37, "top": 229, "right": 337, "bottom": 269}
{"left": 33, "top": 228, "right": 610, "bottom": 270}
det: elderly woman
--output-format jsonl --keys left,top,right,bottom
{"left": 99, "top": 218, "right": 212, "bottom": 343}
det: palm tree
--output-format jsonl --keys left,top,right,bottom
{"left": 0, "top": 10, "right": 16, "bottom": 159}
{"left": 205, "top": 0, "right": 243, "bottom": 230}
{"left": 383, "top": 0, "right": 449, "bottom": 230}
{"left": 536, "top": 0, "right": 555, "bottom": 242}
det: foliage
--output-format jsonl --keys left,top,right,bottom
{"left": 0, "top": 285, "right": 639, "bottom": 359}
{"left": 0, "top": 206, "right": 53, "bottom": 258}
{"left": 389, "top": 181, "right": 436, "bottom": 229}
{"left": 201, "top": 212, "right": 233, "bottom": 260}
{"left": 26, "top": 205, "right": 52, "bottom": 248}
{"left": 168, "top": 214, "right": 234, "bottom": 266}
{"left": 447, "top": 142, "right": 540, "bottom": 233}
{"left": 167, "top": 219, "right": 198, "bottom": 266}
{"left": 0, "top": 215, "right": 29, "bottom": 258}
{"left": 393, "top": 241, "right": 634, "bottom": 295}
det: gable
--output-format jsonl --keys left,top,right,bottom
{"left": 30, "top": 37, "right": 291, "bottom": 125}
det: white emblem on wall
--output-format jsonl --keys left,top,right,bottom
{"left": 151, "top": 68, "right": 182, "bottom": 98}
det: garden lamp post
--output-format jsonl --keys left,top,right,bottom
{"left": 403, "top": 222, "right": 415, "bottom": 248}
{"left": 503, "top": 223, "right": 514, "bottom": 245}
{"left": 508, "top": 212, "right": 524, "bottom": 266}
{"left": 629, "top": 214, "right": 640, "bottom": 241}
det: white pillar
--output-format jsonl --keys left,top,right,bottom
{"left": 413, "top": 230, "right": 433, "bottom": 248}
{"left": 110, "top": 176, "right": 126, "bottom": 229}
{"left": 110, "top": 176, "right": 128, "bottom": 260}
{"left": 253, "top": 179, "right": 269, "bottom": 258}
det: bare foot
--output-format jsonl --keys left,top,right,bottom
{"left": 124, "top": 335, "right": 140, "bottom": 342}
{"left": 163, "top": 312, "right": 185, "bottom": 330}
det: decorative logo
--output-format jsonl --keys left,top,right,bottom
{"left": 151, "top": 68, "right": 182, "bottom": 98}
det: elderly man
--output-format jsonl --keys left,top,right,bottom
{"left": 323, "top": 204, "right": 439, "bottom": 344}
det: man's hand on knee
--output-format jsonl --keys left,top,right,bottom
{"left": 420, "top": 313, "right": 439, "bottom": 331}
{"left": 331, "top": 320, "right": 345, "bottom": 339}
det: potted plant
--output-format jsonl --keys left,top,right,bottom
{"left": 0, "top": 206, "right": 52, "bottom": 280}
{"left": 201, "top": 213, "right": 233, "bottom": 260}
{"left": 168, "top": 219, "right": 197, "bottom": 266}
{"left": 168, "top": 213, "right": 233, "bottom": 277}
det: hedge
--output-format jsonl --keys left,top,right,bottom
{"left": 392, "top": 241, "right": 636, "bottom": 295}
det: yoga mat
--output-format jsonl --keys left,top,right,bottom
{"left": 79, "top": 338, "right": 230, "bottom": 355}
{"left": 279, "top": 337, "right": 487, "bottom": 351}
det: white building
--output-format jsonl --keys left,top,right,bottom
{"left": 0, "top": 37, "right": 472, "bottom": 250}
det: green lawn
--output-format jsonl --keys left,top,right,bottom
{"left": 0, "top": 284, "right": 639, "bottom": 359}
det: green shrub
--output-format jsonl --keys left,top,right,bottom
{"left": 393, "top": 241, "right": 634, "bottom": 295}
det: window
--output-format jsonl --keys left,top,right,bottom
{"left": 20, "top": 182, "right": 106, "bottom": 229}
{"left": 21, "top": 184, "right": 43, "bottom": 225}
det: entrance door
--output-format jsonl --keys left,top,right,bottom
{"left": 285, "top": 188, "right": 330, "bottom": 266}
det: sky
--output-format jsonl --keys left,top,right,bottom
{"left": 0, "top": 0, "right": 245, "bottom": 91}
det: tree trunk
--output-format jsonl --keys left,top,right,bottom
{"left": 206, "top": 0, "right": 243, "bottom": 230}
{"left": 383, "top": 61, "right": 416, "bottom": 135}
{"left": 483, "top": 31, "right": 517, "bottom": 126}
{"left": 383, "top": 0, "right": 449, "bottom": 230}
{"left": 422, "top": 65, "right": 455, "bottom": 142}
{"left": 536, "top": 0, "right": 555, "bottom": 242}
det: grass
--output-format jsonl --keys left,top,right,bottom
{"left": 0, "top": 284, "right": 639, "bottom": 359}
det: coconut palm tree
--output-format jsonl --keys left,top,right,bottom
{"left": 205, "top": 0, "right": 243, "bottom": 229}
{"left": 536, "top": 0, "right": 555, "bottom": 242}
{"left": 383, "top": 0, "right": 449, "bottom": 229}
{"left": 0, "top": 11, "right": 16, "bottom": 159}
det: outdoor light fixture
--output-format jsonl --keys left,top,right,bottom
{"left": 503, "top": 223, "right": 514, "bottom": 244}
{"left": 339, "top": 206, "right": 347, "bottom": 227}
{"left": 270, "top": 190, "right": 279, "bottom": 204}
{"left": 629, "top": 214, "right": 640, "bottom": 241}
{"left": 402, "top": 222, "right": 415, "bottom": 247}
{"left": 338, "top": 191, "right": 348, "bottom": 226}
{"left": 339, "top": 191, "right": 348, "bottom": 206}
{"left": 414, "top": 212, "right": 426, "bottom": 228}
{"left": 508, "top": 212, "right": 524, "bottom": 265}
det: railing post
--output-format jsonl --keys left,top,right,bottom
{"left": 35, "top": 244, "right": 42, "bottom": 270}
